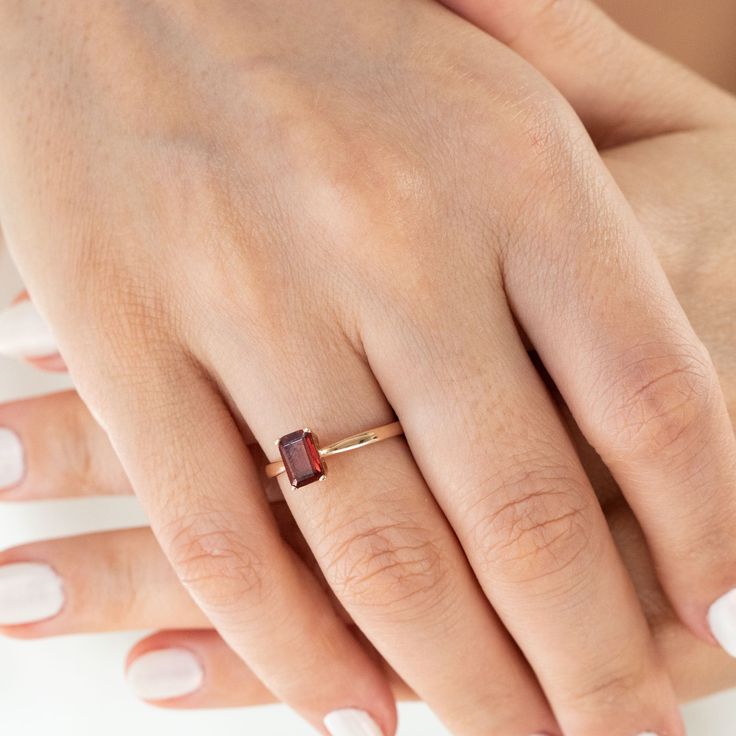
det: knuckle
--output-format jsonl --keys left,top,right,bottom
{"left": 321, "top": 518, "right": 449, "bottom": 618}
{"left": 596, "top": 340, "right": 717, "bottom": 458}
{"left": 502, "top": 89, "right": 578, "bottom": 183}
{"left": 464, "top": 461, "right": 594, "bottom": 586}
{"left": 160, "top": 511, "right": 265, "bottom": 613}
{"left": 562, "top": 659, "right": 665, "bottom": 718}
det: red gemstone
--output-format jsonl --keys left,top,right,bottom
{"left": 278, "top": 429, "right": 325, "bottom": 488}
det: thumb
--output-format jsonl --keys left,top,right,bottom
{"left": 440, "top": 0, "right": 736, "bottom": 145}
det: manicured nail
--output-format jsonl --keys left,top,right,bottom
{"left": 708, "top": 588, "right": 736, "bottom": 656}
{"left": 127, "top": 648, "right": 204, "bottom": 701}
{"left": 0, "top": 427, "right": 24, "bottom": 489}
{"left": 0, "top": 300, "right": 57, "bottom": 358}
{"left": 0, "top": 562, "right": 64, "bottom": 625}
{"left": 324, "top": 709, "right": 383, "bottom": 736}
{"left": 637, "top": 732, "right": 659, "bottom": 735}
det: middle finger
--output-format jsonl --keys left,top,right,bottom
{"left": 368, "top": 285, "right": 681, "bottom": 736}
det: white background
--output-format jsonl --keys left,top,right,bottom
{"left": 0, "top": 247, "right": 733, "bottom": 734}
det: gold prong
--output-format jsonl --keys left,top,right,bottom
{"left": 264, "top": 421, "right": 402, "bottom": 482}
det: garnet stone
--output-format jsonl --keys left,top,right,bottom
{"left": 278, "top": 429, "right": 325, "bottom": 488}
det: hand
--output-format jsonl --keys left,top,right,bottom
{"left": 442, "top": 0, "right": 736, "bottom": 704}
{"left": 2, "top": 112, "right": 736, "bottom": 707}
{"left": 2, "top": 172, "right": 736, "bottom": 703}
{"left": 1, "top": 1, "right": 734, "bottom": 733}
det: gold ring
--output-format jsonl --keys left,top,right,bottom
{"left": 266, "top": 421, "right": 403, "bottom": 488}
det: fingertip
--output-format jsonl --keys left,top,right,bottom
{"left": 707, "top": 588, "right": 736, "bottom": 657}
{"left": 0, "top": 425, "right": 25, "bottom": 491}
{"left": 0, "top": 560, "right": 65, "bottom": 627}
{"left": 126, "top": 646, "right": 205, "bottom": 703}
{"left": 25, "top": 353, "right": 68, "bottom": 372}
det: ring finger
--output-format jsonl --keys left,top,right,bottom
{"left": 215, "top": 330, "right": 559, "bottom": 736}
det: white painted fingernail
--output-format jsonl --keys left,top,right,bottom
{"left": 637, "top": 732, "right": 659, "bottom": 735}
{"left": 0, "top": 562, "right": 64, "bottom": 625}
{"left": 708, "top": 588, "right": 736, "bottom": 656}
{"left": 324, "top": 709, "right": 383, "bottom": 736}
{"left": 0, "top": 300, "right": 57, "bottom": 358}
{"left": 0, "top": 427, "right": 24, "bottom": 488}
{"left": 127, "top": 648, "right": 204, "bottom": 701}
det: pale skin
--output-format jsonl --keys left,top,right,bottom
{"left": 1, "top": 0, "right": 736, "bottom": 734}
{"left": 3, "top": 118, "right": 736, "bottom": 707}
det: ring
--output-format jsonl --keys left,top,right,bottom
{"left": 266, "top": 421, "right": 403, "bottom": 488}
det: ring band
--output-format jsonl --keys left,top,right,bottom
{"left": 266, "top": 421, "right": 403, "bottom": 488}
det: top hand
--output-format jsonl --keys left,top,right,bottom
{"left": 1, "top": 1, "right": 735, "bottom": 734}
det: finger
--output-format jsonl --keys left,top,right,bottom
{"left": 0, "top": 294, "right": 65, "bottom": 369}
{"left": 430, "top": 6, "right": 736, "bottom": 672}
{"left": 0, "top": 390, "right": 132, "bottom": 499}
{"left": 558, "top": 385, "right": 736, "bottom": 703}
{"left": 492, "top": 102, "right": 736, "bottom": 664}
{"left": 215, "top": 333, "right": 560, "bottom": 735}
{"left": 447, "top": 0, "right": 736, "bottom": 663}
{"left": 439, "top": 0, "right": 736, "bottom": 145}
{"left": 368, "top": 289, "right": 682, "bottom": 735}
{"left": 0, "top": 385, "right": 264, "bottom": 501}
{"left": 0, "top": 528, "right": 209, "bottom": 637}
{"left": 74, "top": 352, "right": 397, "bottom": 736}
{"left": 126, "top": 629, "right": 416, "bottom": 708}
{"left": 0, "top": 501, "right": 327, "bottom": 638}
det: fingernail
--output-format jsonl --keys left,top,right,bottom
{"left": 324, "top": 709, "right": 383, "bottom": 736}
{"left": 0, "top": 562, "right": 64, "bottom": 625}
{"left": 127, "top": 648, "right": 204, "bottom": 701}
{"left": 708, "top": 588, "right": 736, "bottom": 656}
{"left": 0, "top": 300, "right": 57, "bottom": 358}
{"left": 0, "top": 427, "right": 24, "bottom": 489}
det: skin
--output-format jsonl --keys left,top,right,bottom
{"left": 0, "top": 0, "right": 735, "bottom": 733}
{"left": 597, "top": 0, "right": 736, "bottom": 94}
{"left": 2, "top": 116, "right": 736, "bottom": 706}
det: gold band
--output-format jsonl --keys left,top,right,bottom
{"left": 266, "top": 421, "right": 403, "bottom": 484}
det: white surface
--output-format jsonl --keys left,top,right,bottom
{"left": 0, "top": 249, "right": 733, "bottom": 734}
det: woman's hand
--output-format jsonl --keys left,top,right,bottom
{"left": 3, "top": 152, "right": 736, "bottom": 702}
{"left": 2, "top": 123, "right": 736, "bottom": 714}
{"left": 1, "top": 0, "right": 735, "bottom": 733}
